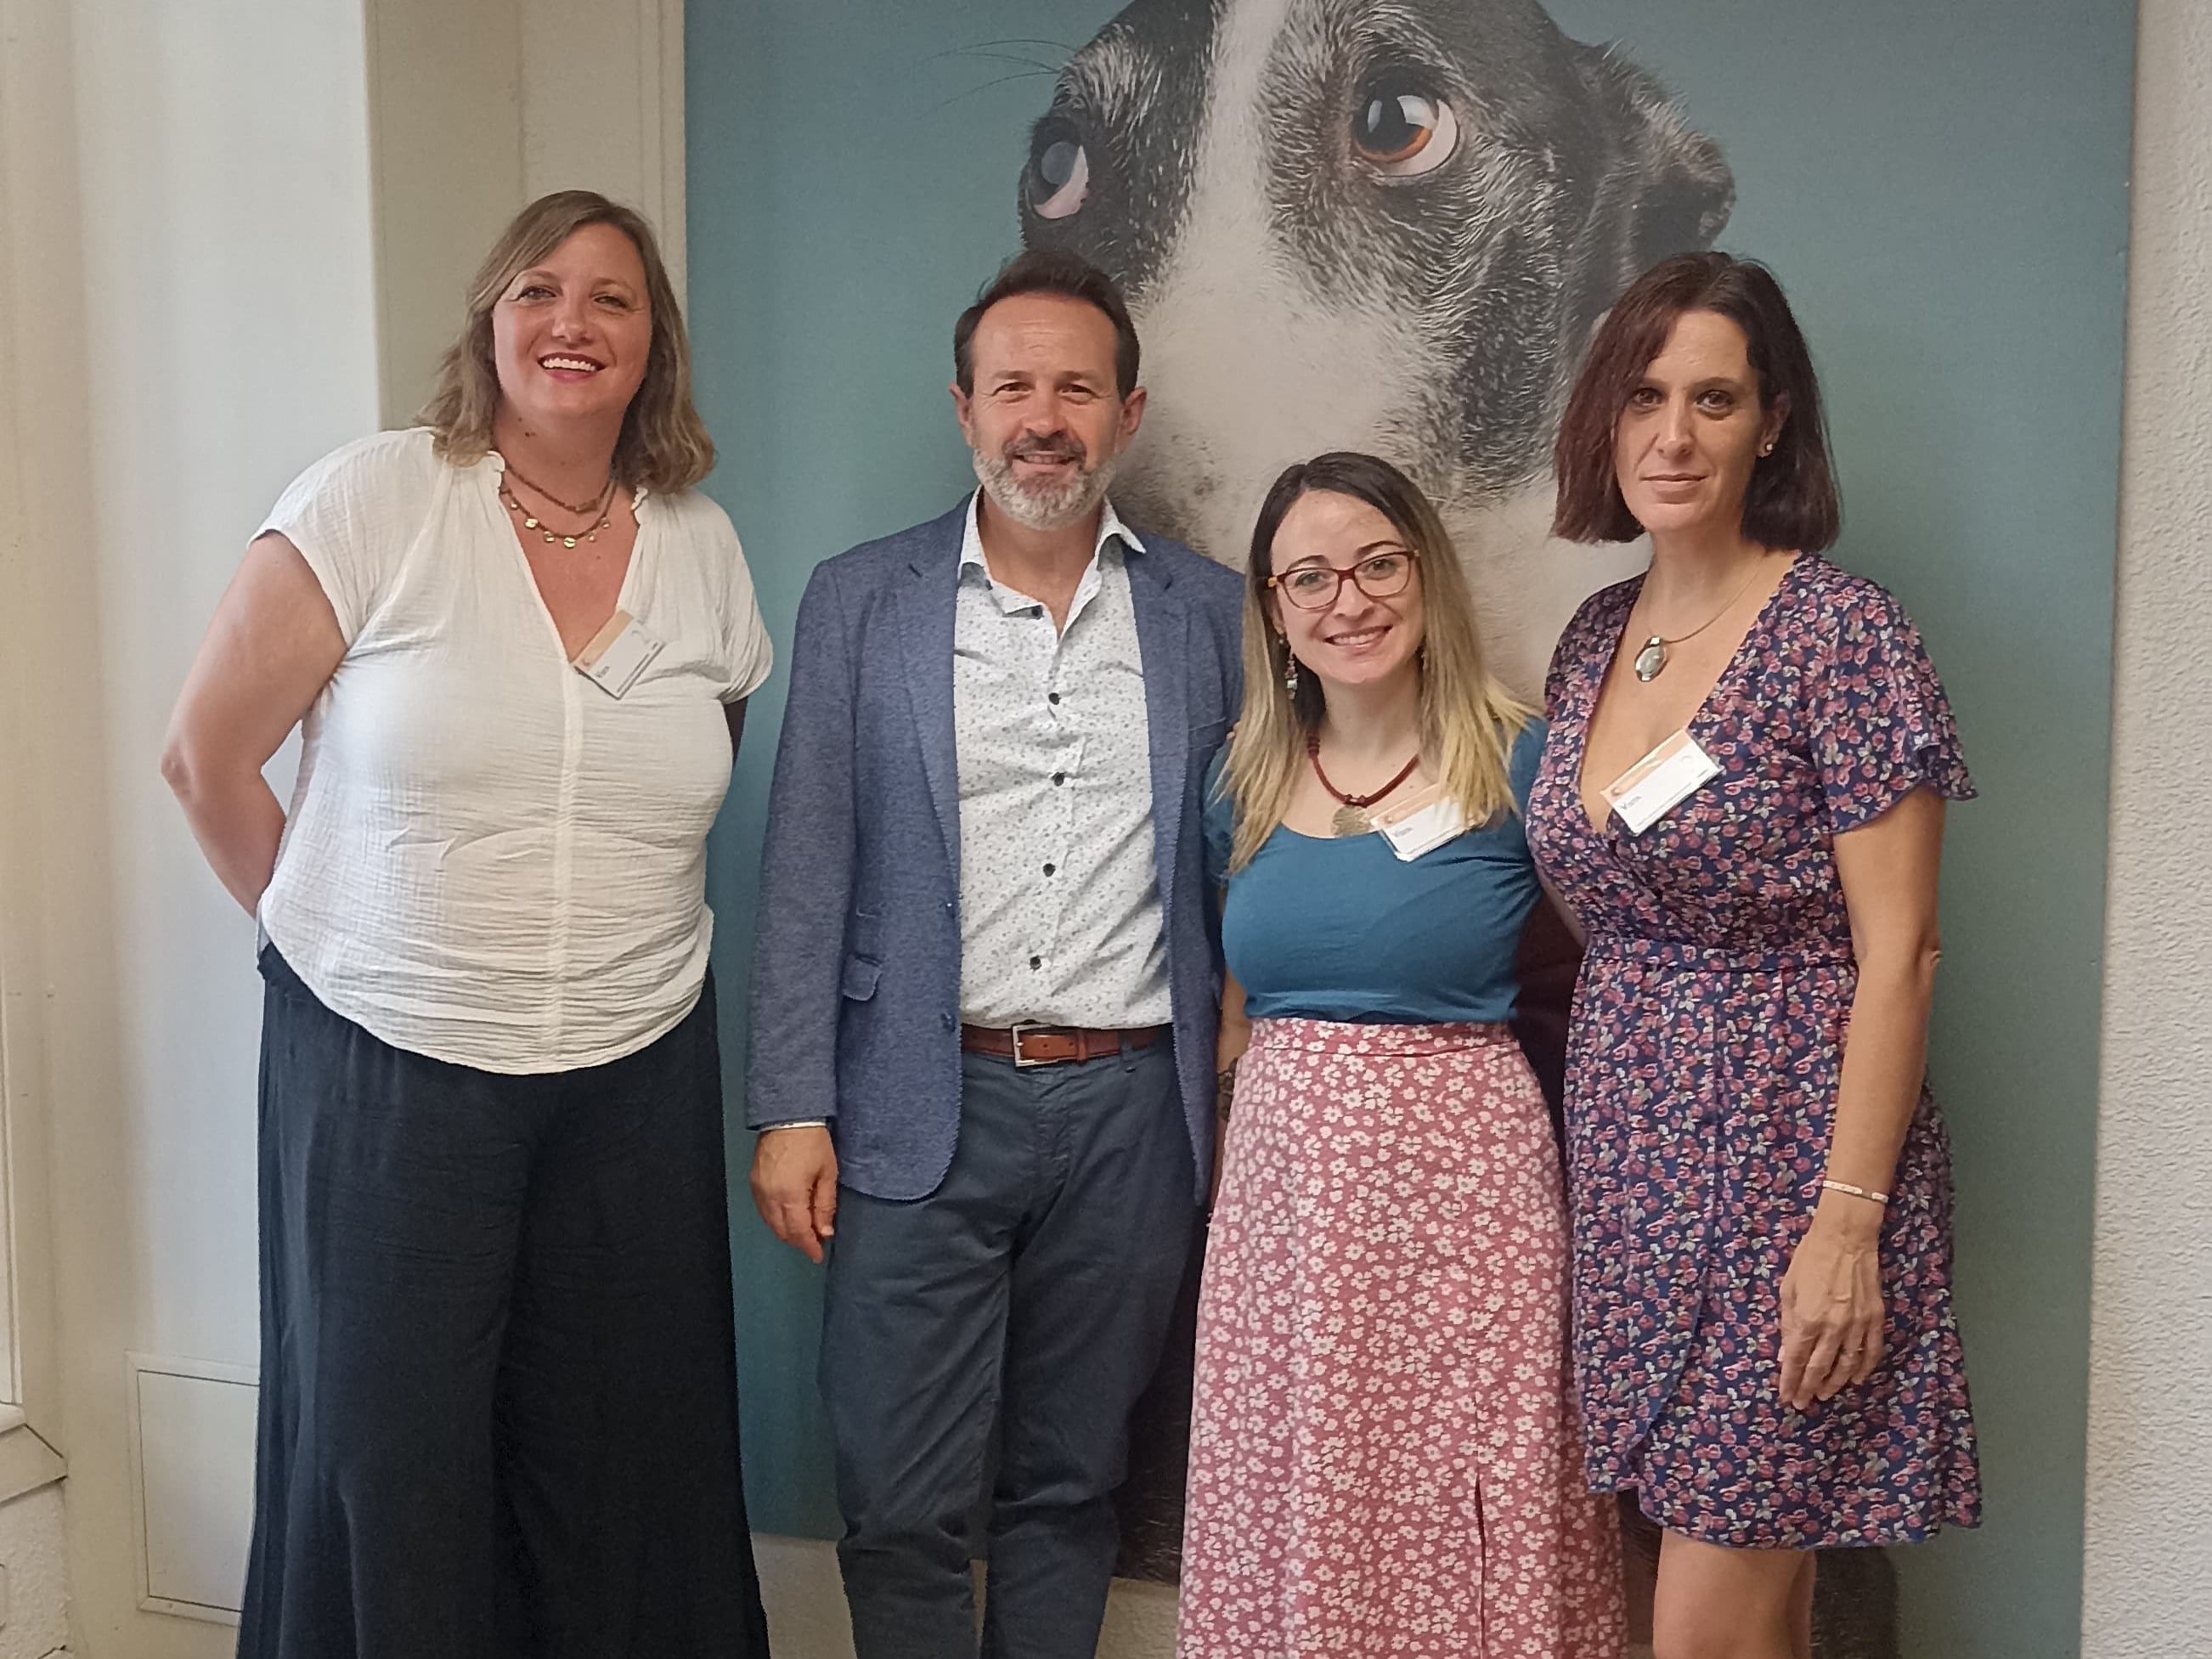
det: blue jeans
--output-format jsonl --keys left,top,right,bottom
{"left": 821, "top": 1042, "right": 1199, "bottom": 1659}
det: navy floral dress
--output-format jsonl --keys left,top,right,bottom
{"left": 1525, "top": 553, "right": 1983, "bottom": 1549}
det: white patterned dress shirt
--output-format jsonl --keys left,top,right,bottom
{"left": 954, "top": 491, "right": 1170, "bottom": 1029}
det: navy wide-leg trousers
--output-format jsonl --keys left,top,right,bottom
{"left": 239, "top": 946, "right": 769, "bottom": 1659}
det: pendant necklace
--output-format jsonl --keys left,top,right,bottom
{"left": 1632, "top": 558, "right": 1771, "bottom": 683}
{"left": 499, "top": 463, "right": 617, "bottom": 549}
{"left": 1306, "top": 730, "right": 1420, "bottom": 836}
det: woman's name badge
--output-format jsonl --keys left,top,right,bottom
{"left": 1374, "top": 785, "right": 1468, "bottom": 862}
{"left": 1602, "top": 730, "right": 1720, "bottom": 835}
{"left": 573, "top": 609, "right": 663, "bottom": 698}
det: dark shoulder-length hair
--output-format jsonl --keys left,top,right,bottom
{"left": 417, "top": 190, "right": 714, "bottom": 494}
{"left": 1553, "top": 251, "right": 1840, "bottom": 551}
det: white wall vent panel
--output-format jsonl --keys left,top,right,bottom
{"left": 127, "top": 1352, "right": 258, "bottom": 1623}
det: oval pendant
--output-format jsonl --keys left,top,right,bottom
{"left": 562, "top": 536, "right": 578, "bottom": 548}
{"left": 1331, "top": 804, "right": 1373, "bottom": 837}
{"left": 542, "top": 532, "right": 556, "bottom": 544}
{"left": 1633, "top": 637, "right": 1667, "bottom": 682}
{"left": 522, "top": 516, "right": 539, "bottom": 529}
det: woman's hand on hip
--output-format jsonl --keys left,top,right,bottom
{"left": 750, "top": 1126, "right": 839, "bottom": 1263}
{"left": 1778, "top": 1208, "right": 1884, "bottom": 1408}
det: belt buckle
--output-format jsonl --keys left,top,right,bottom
{"left": 1008, "top": 1022, "right": 1054, "bottom": 1068}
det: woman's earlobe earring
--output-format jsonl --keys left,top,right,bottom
{"left": 1281, "top": 642, "right": 1300, "bottom": 696}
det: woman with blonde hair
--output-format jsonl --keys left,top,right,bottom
{"left": 1177, "top": 451, "right": 1621, "bottom": 1656}
{"left": 161, "top": 190, "right": 771, "bottom": 1656}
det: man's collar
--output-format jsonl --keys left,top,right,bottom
{"left": 959, "top": 488, "right": 1146, "bottom": 575}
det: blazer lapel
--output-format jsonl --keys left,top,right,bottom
{"left": 898, "top": 511, "right": 966, "bottom": 886}
{"left": 1129, "top": 551, "right": 1189, "bottom": 924}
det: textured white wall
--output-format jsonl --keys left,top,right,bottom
{"left": 0, "top": 1487, "right": 70, "bottom": 1659}
{"left": 2081, "top": 1, "right": 2212, "bottom": 1655}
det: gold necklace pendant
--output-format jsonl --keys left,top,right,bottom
{"left": 504, "top": 482, "right": 610, "bottom": 550}
{"left": 1331, "top": 803, "right": 1373, "bottom": 837}
{"left": 1634, "top": 636, "right": 1668, "bottom": 681}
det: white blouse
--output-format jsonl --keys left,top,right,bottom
{"left": 257, "top": 427, "right": 772, "bottom": 1074}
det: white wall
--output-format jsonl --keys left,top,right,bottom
{"left": 0, "top": 1489, "right": 71, "bottom": 1659}
{"left": 0, "top": 0, "right": 681, "bottom": 1652}
{"left": 9, "top": 0, "right": 382, "bottom": 1650}
{"left": 2081, "top": 2, "right": 2212, "bottom": 1654}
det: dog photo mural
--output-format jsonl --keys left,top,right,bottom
{"left": 1017, "top": 0, "right": 1734, "bottom": 697}
{"left": 1017, "top": 3, "right": 1901, "bottom": 1651}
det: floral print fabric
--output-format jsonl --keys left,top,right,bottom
{"left": 1525, "top": 554, "right": 1983, "bottom": 1547}
{"left": 1178, "top": 1019, "right": 1623, "bottom": 1656}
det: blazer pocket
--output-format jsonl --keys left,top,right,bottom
{"left": 840, "top": 955, "right": 882, "bottom": 1001}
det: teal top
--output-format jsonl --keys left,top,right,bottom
{"left": 1202, "top": 721, "right": 1548, "bottom": 1024}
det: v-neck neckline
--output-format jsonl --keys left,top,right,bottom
{"left": 484, "top": 453, "right": 647, "bottom": 668}
{"left": 1572, "top": 552, "right": 1807, "bottom": 836}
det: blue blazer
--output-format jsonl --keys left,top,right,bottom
{"left": 747, "top": 501, "right": 1244, "bottom": 1202}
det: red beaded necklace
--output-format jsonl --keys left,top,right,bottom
{"left": 1306, "top": 729, "right": 1420, "bottom": 836}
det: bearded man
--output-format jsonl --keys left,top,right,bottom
{"left": 748, "top": 250, "right": 1243, "bottom": 1659}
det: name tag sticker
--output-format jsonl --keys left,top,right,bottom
{"left": 1603, "top": 730, "right": 1720, "bottom": 835}
{"left": 573, "top": 609, "right": 663, "bottom": 699}
{"left": 1374, "top": 786, "right": 1468, "bottom": 862}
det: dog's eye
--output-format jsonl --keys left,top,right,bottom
{"left": 1352, "top": 87, "right": 1459, "bottom": 178}
{"left": 1025, "top": 120, "right": 1091, "bottom": 220}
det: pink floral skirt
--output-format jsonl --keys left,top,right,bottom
{"left": 1178, "top": 1019, "right": 1622, "bottom": 1658}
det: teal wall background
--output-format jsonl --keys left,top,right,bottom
{"left": 688, "top": 4, "right": 2132, "bottom": 1655}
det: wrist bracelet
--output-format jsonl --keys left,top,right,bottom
{"left": 1820, "top": 1177, "right": 1888, "bottom": 1206}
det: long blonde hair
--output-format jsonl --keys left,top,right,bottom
{"left": 1223, "top": 452, "right": 1532, "bottom": 872}
{"left": 416, "top": 190, "right": 714, "bottom": 494}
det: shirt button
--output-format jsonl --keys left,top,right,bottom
{"left": 1047, "top": 691, "right": 1061, "bottom": 705}
{"left": 1052, "top": 772, "right": 1066, "bottom": 787}
{"left": 940, "top": 1012, "right": 956, "bottom": 1030}
{"left": 1042, "top": 863, "right": 1056, "bottom": 877}
{"left": 1029, "top": 955, "right": 1041, "bottom": 970}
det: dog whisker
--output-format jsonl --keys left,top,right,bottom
{"left": 953, "top": 37, "right": 1081, "bottom": 57}
{"left": 940, "top": 49, "right": 1066, "bottom": 77}
{"left": 930, "top": 69, "right": 1058, "bottom": 116}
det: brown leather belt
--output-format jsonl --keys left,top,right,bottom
{"left": 960, "top": 1023, "right": 1168, "bottom": 1068}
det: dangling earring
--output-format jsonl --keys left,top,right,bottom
{"left": 1281, "top": 640, "right": 1300, "bottom": 696}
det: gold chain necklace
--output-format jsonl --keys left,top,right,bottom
{"left": 502, "top": 460, "right": 610, "bottom": 516}
{"left": 1631, "top": 559, "right": 1770, "bottom": 683}
{"left": 499, "top": 472, "right": 616, "bottom": 549}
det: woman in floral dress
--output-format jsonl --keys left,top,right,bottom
{"left": 1179, "top": 452, "right": 1621, "bottom": 1658}
{"left": 1526, "top": 252, "right": 1981, "bottom": 1659}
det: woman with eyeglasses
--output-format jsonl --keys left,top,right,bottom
{"left": 1176, "top": 452, "right": 1621, "bottom": 1658}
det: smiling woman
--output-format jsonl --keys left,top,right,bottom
{"left": 159, "top": 189, "right": 775, "bottom": 1659}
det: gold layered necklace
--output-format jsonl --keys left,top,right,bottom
{"left": 500, "top": 461, "right": 617, "bottom": 549}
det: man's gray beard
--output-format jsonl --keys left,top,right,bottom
{"left": 971, "top": 446, "right": 1119, "bottom": 533}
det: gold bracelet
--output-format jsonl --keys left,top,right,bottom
{"left": 1820, "top": 1177, "right": 1889, "bottom": 1206}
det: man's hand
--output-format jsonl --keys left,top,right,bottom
{"left": 750, "top": 1126, "right": 839, "bottom": 1263}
